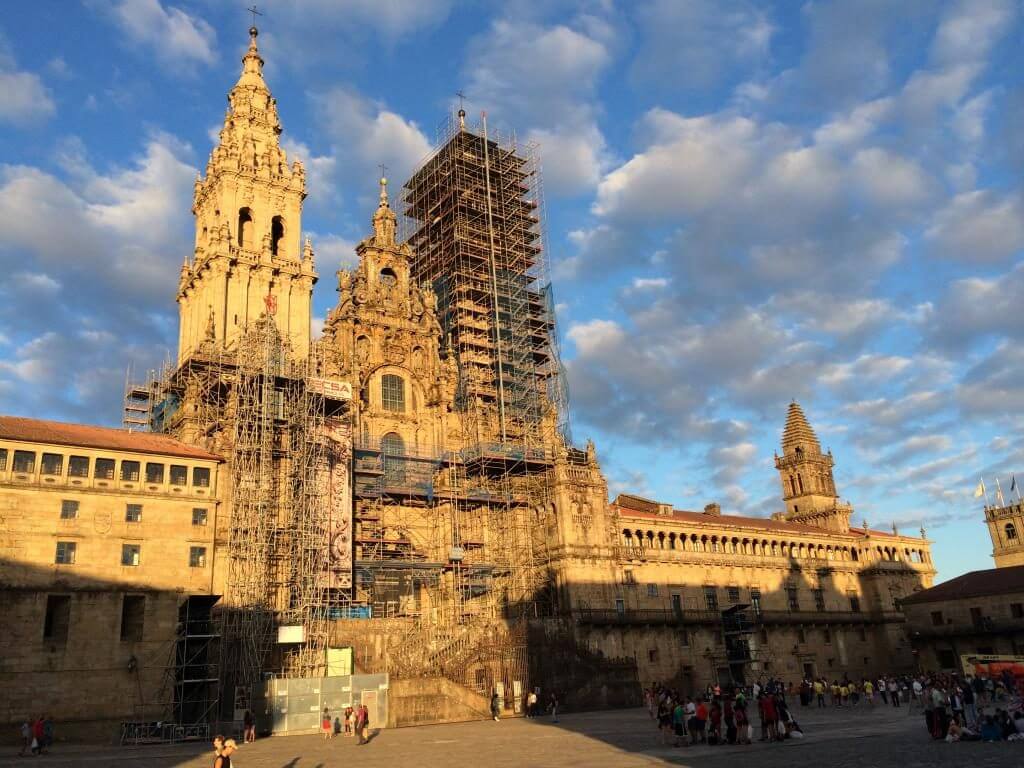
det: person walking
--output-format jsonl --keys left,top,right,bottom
{"left": 527, "top": 690, "right": 538, "bottom": 718}
{"left": 889, "top": 678, "right": 900, "bottom": 708}
{"left": 491, "top": 692, "right": 501, "bottom": 722}
{"left": 548, "top": 692, "right": 559, "bottom": 723}
{"left": 243, "top": 709, "right": 255, "bottom": 743}
{"left": 17, "top": 720, "right": 31, "bottom": 757}
{"left": 359, "top": 704, "right": 371, "bottom": 745}
{"left": 814, "top": 678, "right": 825, "bottom": 708}
{"left": 31, "top": 716, "right": 44, "bottom": 755}
{"left": 321, "top": 707, "right": 333, "bottom": 739}
{"left": 42, "top": 715, "right": 54, "bottom": 752}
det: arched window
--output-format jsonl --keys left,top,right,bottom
{"left": 1007, "top": 523, "right": 1018, "bottom": 540}
{"left": 238, "top": 208, "right": 254, "bottom": 249}
{"left": 381, "top": 432, "right": 406, "bottom": 485}
{"left": 271, "top": 216, "right": 285, "bottom": 256}
{"left": 381, "top": 374, "right": 405, "bottom": 412}
{"left": 797, "top": 474, "right": 804, "bottom": 493}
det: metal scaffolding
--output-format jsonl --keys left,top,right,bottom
{"left": 401, "top": 111, "right": 569, "bottom": 447}
{"left": 127, "top": 313, "right": 352, "bottom": 724}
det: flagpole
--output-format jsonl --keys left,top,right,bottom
{"left": 996, "top": 477, "right": 1005, "bottom": 507}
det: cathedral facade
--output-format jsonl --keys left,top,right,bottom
{"left": 0, "top": 27, "right": 936, "bottom": 735}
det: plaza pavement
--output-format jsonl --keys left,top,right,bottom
{"left": 3, "top": 702, "right": 1022, "bottom": 767}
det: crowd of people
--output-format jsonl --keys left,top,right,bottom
{"left": 647, "top": 669, "right": 1024, "bottom": 748}
{"left": 645, "top": 679, "right": 803, "bottom": 748}
{"left": 17, "top": 715, "right": 54, "bottom": 757}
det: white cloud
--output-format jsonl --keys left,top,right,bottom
{"left": 103, "top": 0, "right": 217, "bottom": 68}
{"left": 930, "top": 0, "right": 1017, "bottom": 66}
{"left": 850, "top": 148, "right": 934, "bottom": 208}
{"left": 463, "top": 15, "right": 614, "bottom": 198}
{"left": 527, "top": 124, "right": 608, "bottom": 197}
{"left": 813, "top": 98, "right": 892, "bottom": 149}
{"left": 925, "top": 190, "right": 1024, "bottom": 263}
{"left": 0, "top": 38, "right": 55, "bottom": 125}
{"left": 282, "top": 139, "right": 338, "bottom": 207}
{"left": 465, "top": 19, "right": 611, "bottom": 124}
{"left": 310, "top": 233, "right": 360, "bottom": 271}
{"left": 631, "top": 0, "right": 774, "bottom": 90}
{"left": 313, "top": 88, "right": 431, "bottom": 192}
{"left": 594, "top": 111, "right": 764, "bottom": 219}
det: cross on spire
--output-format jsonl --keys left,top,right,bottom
{"left": 378, "top": 163, "right": 388, "bottom": 179}
{"left": 247, "top": 5, "right": 263, "bottom": 27}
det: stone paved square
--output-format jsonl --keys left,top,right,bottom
{"left": 3, "top": 705, "right": 1022, "bottom": 768}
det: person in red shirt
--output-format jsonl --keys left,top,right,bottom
{"left": 31, "top": 716, "right": 45, "bottom": 755}
{"left": 694, "top": 699, "right": 708, "bottom": 744}
{"left": 760, "top": 695, "right": 778, "bottom": 741}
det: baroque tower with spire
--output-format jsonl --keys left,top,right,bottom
{"left": 774, "top": 401, "right": 853, "bottom": 533}
{"left": 176, "top": 24, "right": 316, "bottom": 364}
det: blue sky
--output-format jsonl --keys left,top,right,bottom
{"left": 1, "top": 1, "right": 1022, "bottom": 581}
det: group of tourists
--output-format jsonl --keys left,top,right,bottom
{"left": 321, "top": 704, "right": 372, "bottom": 744}
{"left": 645, "top": 679, "right": 803, "bottom": 748}
{"left": 912, "top": 670, "right": 1024, "bottom": 743}
{"left": 799, "top": 675, "right": 911, "bottom": 707}
{"left": 17, "top": 715, "right": 54, "bottom": 757}
{"left": 648, "top": 668, "right": 1024, "bottom": 749}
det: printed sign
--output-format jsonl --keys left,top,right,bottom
{"left": 308, "top": 377, "right": 352, "bottom": 401}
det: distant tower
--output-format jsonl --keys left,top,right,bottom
{"left": 176, "top": 25, "right": 316, "bottom": 364}
{"left": 985, "top": 499, "right": 1024, "bottom": 568}
{"left": 775, "top": 401, "right": 851, "bottom": 533}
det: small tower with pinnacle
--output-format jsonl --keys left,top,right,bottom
{"left": 774, "top": 401, "right": 852, "bottom": 533}
{"left": 176, "top": 23, "right": 317, "bottom": 364}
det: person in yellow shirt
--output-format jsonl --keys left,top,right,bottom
{"left": 814, "top": 679, "right": 825, "bottom": 708}
{"left": 864, "top": 679, "right": 874, "bottom": 705}
{"left": 839, "top": 683, "right": 849, "bottom": 706}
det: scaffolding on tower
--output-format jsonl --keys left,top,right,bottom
{"left": 125, "top": 312, "right": 353, "bottom": 724}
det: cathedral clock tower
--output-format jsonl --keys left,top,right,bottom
{"left": 176, "top": 25, "right": 316, "bottom": 364}
{"left": 775, "top": 401, "right": 853, "bottom": 533}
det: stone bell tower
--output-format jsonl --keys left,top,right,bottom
{"left": 176, "top": 24, "right": 316, "bottom": 364}
{"left": 774, "top": 401, "right": 852, "bottom": 533}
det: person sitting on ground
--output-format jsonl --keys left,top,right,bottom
{"left": 980, "top": 716, "right": 1003, "bottom": 742}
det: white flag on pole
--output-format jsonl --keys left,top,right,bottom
{"left": 974, "top": 478, "right": 986, "bottom": 498}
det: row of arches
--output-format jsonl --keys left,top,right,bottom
{"left": 236, "top": 208, "right": 286, "bottom": 256}
{"left": 620, "top": 529, "right": 931, "bottom": 564}
{"left": 785, "top": 470, "right": 835, "bottom": 497}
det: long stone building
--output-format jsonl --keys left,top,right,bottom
{"left": 0, "top": 25, "right": 936, "bottom": 737}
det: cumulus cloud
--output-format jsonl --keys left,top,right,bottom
{"left": 926, "top": 263, "right": 1024, "bottom": 351}
{"left": 101, "top": 0, "right": 217, "bottom": 68}
{"left": 925, "top": 190, "right": 1024, "bottom": 263}
{"left": 0, "top": 37, "right": 56, "bottom": 125}
{"left": 0, "top": 133, "right": 196, "bottom": 419}
{"left": 463, "top": 15, "right": 614, "bottom": 196}
{"left": 312, "top": 87, "right": 431, "bottom": 196}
